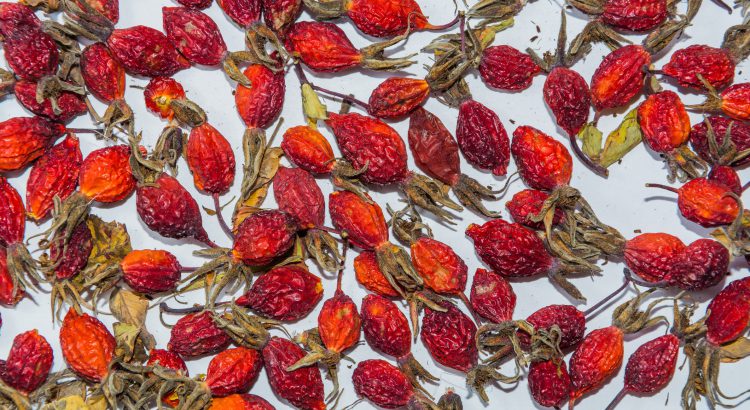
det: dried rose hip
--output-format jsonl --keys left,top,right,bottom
{"left": 466, "top": 219, "right": 553, "bottom": 278}
{"left": 704, "top": 277, "right": 750, "bottom": 346}
{"left": 479, "top": 45, "right": 541, "bottom": 91}
{"left": 0, "top": 117, "right": 65, "bottom": 172}
{"left": 354, "top": 251, "right": 399, "bottom": 297}
{"left": 328, "top": 112, "right": 460, "bottom": 219}
{"left": 281, "top": 125, "right": 335, "bottom": 175}
{"left": 360, "top": 294, "right": 436, "bottom": 386}
{"left": 605, "top": 334, "right": 679, "bottom": 409}
{"left": 599, "top": 0, "right": 667, "bottom": 31}
{"left": 120, "top": 249, "right": 182, "bottom": 294}
{"left": 305, "top": 0, "right": 441, "bottom": 38}
{"left": 136, "top": 173, "right": 217, "bottom": 247}
{"left": 646, "top": 178, "right": 740, "bottom": 227}
{"left": 708, "top": 165, "right": 742, "bottom": 194}
{"left": 286, "top": 21, "right": 413, "bottom": 72}
{"left": 544, "top": 67, "right": 591, "bottom": 137}
{"left": 668, "top": 239, "right": 729, "bottom": 291}
{"left": 367, "top": 77, "right": 430, "bottom": 118}
{"left": 352, "top": 360, "right": 436, "bottom": 409}
{"left": 568, "top": 326, "right": 624, "bottom": 407}
{"left": 186, "top": 123, "right": 236, "bottom": 195}
{"left": 163, "top": 7, "right": 227, "bottom": 66}
{"left": 528, "top": 359, "right": 571, "bottom": 408}
{"left": 75, "top": 0, "right": 119, "bottom": 23}
{"left": 205, "top": 347, "right": 263, "bottom": 397}
{"left": 144, "top": 77, "right": 187, "bottom": 120}
{"left": 456, "top": 99, "right": 510, "bottom": 176}
{"left": 422, "top": 302, "right": 512, "bottom": 401}
{"left": 690, "top": 116, "right": 750, "bottom": 167}
{"left": 0, "top": 3, "right": 39, "bottom": 37}
{"left": 262, "top": 336, "right": 325, "bottom": 409}
{"left": 177, "top": 0, "right": 213, "bottom": 9}
{"left": 236, "top": 265, "right": 323, "bottom": 321}
{"left": 511, "top": 125, "right": 573, "bottom": 191}
{"left": 273, "top": 166, "right": 324, "bottom": 229}
{"left": 411, "top": 237, "right": 467, "bottom": 297}
{"left": 408, "top": 107, "right": 499, "bottom": 217}
{"left": 168, "top": 311, "right": 231, "bottom": 358}
{"left": 624, "top": 232, "right": 686, "bottom": 283}
{"left": 148, "top": 348, "right": 188, "bottom": 375}
{"left": 0, "top": 248, "right": 23, "bottom": 306}
{"left": 522, "top": 305, "right": 587, "bottom": 350}
{"left": 590, "top": 45, "right": 651, "bottom": 112}
{"left": 692, "top": 82, "right": 750, "bottom": 120}
{"left": 218, "top": 0, "right": 261, "bottom": 28}
{"left": 80, "top": 42, "right": 126, "bottom": 103}
{"left": 48, "top": 221, "right": 93, "bottom": 280}
{"left": 106, "top": 26, "right": 190, "bottom": 77}
{"left": 26, "top": 135, "right": 82, "bottom": 221}
{"left": 470, "top": 268, "right": 516, "bottom": 323}
{"left": 329, "top": 190, "right": 387, "bottom": 248}
{"left": 0, "top": 329, "right": 53, "bottom": 394}
{"left": 4, "top": 27, "right": 59, "bottom": 81}
{"left": 662, "top": 45, "right": 735, "bottom": 90}
{"left": 209, "top": 394, "right": 275, "bottom": 410}
{"left": 79, "top": 145, "right": 137, "bottom": 203}
{"left": 506, "top": 189, "right": 564, "bottom": 230}
{"left": 262, "top": 0, "right": 302, "bottom": 34}
{"left": 236, "top": 63, "right": 285, "bottom": 129}
{"left": 0, "top": 177, "right": 26, "bottom": 249}
{"left": 60, "top": 309, "right": 116, "bottom": 382}
{"left": 13, "top": 80, "right": 87, "bottom": 123}
{"left": 232, "top": 210, "right": 298, "bottom": 266}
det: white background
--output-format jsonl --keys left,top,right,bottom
{"left": 1, "top": 0, "right": 749, "bottom": 409}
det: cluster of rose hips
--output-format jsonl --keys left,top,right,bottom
{"left": 0, "top": 0, "right": 749, "bottom": 409}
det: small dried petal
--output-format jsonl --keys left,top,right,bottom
{"left": 470, "top": 268, "right": 516, "bottom": 323}
{"left": 367, "top": 78, "right": 430, "bottom": 118}
{"left": 236, "top": 265, "right": 323, "bottom": 321}
{"left": 511, "top": 126, "right": 573, "bottom": 191}
{"left": 663, "top": 45, "right": 735, "bottom": 90}
{"left": 79, "top": 145, "right": 136, "bottom": 203}
{"left": 590, "top": 45, "right": 651, "bottom": 111}
{"left": 262, "top": 337, "right": 325, "bottom": 410}
{"left": 236, "top": 64, "right": 286, "bottom": 129}
{"left": 168, "top": 311, "right": 231, "bottom": 358}
{"left": 456, "top": 99, "right": 510, "bottom": 176}
{"left": 26, "top": 135, "right": 82, "bottom": 221}
{"left": 1, "top": 330, "right": 53, "bottom": 394}
{"left": 624, "top": 233, "right": 685, "bottom": 283}
{"left": 273, "top": 166, "right": 325, "bottom": 229}
{"left": 466, "top": 219, "right": 554, "bottom": 278}
{"left": 206, "top": 347, "right": 263, "bottom": 397}
{"left": 187, "top": 123, "right": 236, "bottom": 194}
{"left": 107, "top": 26, "right": 190, "bottom": 77}
{"left": 232, "top": 210, "right": 298, "bottom": 266}
{"left": 60, "top": 309, "right": 116, "bottom": 382}
{"left": 354, "top": 251, "right": 399, "bottom": 297}
{"left": 479, "top": 45, "right": 541, "bottom": 91}
{"left": 280, "top": 125, "right": 336, "bottom": 175}
{"left": 329, "top": 190, "right": 389, "bottom": 250}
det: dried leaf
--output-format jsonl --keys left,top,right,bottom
{"left": 81, "top": 215, "right": 132, "bottom": 280}
{"left": 110, "top": 289, "right": 148, "bottom": 326}
{"left": 42, "top": 396, "right": 92, "bottom": 410}
{"left": 113, "top": 322, "right": 142, "bottom": 362}
{"left": 301, "top": 83, "right": 328, "bottom": 127}
{"left": 233, "top": 146, "right": 284, "bottom": 228}
{"left": 720, "top": 337, "right": 750, "bottom": 363}
{"left": 577, "top": 122, "right": 603, "bottom": 160}
{"left": 598, "top": 109, "right": 643, "bottom": 168}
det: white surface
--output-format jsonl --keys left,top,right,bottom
{"left": 1, "top": 0, "right": 748, "bottom": 409}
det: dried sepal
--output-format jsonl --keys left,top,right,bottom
{"left": 243, "top": 23, "right": 290, "bottom": 72}
{"left": 152, "top": 125, "right": 186, "bottom": 177}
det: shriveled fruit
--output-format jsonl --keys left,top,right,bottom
{"left": 624, "top": 232, "right": 686, "bottom": 283}
{"left": 48, "top": 221, "right": 93, "bottom": 280}
{"left": 13, "top": 80, "right": 87, "bottom": 123}
{"left": 352, "top": 359, "right": 434, "bottom": 409}
{"left": 120, "top": 249, "right": 182, "bottom": 294}
{"left": 367, "top": 77, "right": 430, "bottom": 118}
{"left": 456, "top": 99, "right": 510, "bottom": 176}
{"left": 232, "top": 210, "right": 298, "bottom": 266}
{"left": 0, "top": 329, "right": 53, "bottom": 394}
{"left": 511, "top": 126, "right": 573, "bottom": 191}
{"left": 590, "top": 45, "right": 651, "bottom": 111}
{"left": 466, "top": 219, "right": 553, "bottom": 278}
{"left": 528, "top": 359, "right": 571, "bottom": 408}
{"left": 79, "top": 145, "right": 137, "bottom": 203}
{"left": 209, "top": 394, "right": 275, "bottom": 410}
{"left": 668, "top": 239, "right": 729, "bottom": 290}
{"left": 60, "top": 309, "right": 116, "bottom": 382}
{"left": 281, "top": 125, "right": 335, "bottom": 175}
{"left": 262, "top": 337, "right": 325, "bottom": 409}
{"left": 107, "top": 25, "right": 190, "bottom": 77}
{"left": 568, "top": 326, "right": 624, "bottom": 407}
{"left": 26, "top": 135, "right": 82, "bottom": 221}
{"left": 479, "top": 45, "right": 541, "bottom": 91}
{"left": 168, "top": 311, "right": 231, "bottom": 358}
{"left": 186, "top": 123, "right": 236, "bottom": 195}
{"left": 0, "top": 117, "right": 65, "bottom": 172}
{"left": 273, "top": 166, "right": 324, "bottom": 229}
{"left": 663, "top": 45, "right": 735, "bottom": 90}
{"left": 236, "top": 265, "right": 323, "bottom": 321}
{"left": 354, "top": 251, "right": 399, "bottom": 297}
{"left": 218, "top": 0, "right": 261, "bottom": 28}
{"left": 506, "top": 189, "right": 564, "bottom": 230}
{"left": 4, "top": 27, "right": 59, "bottom": 81}
{"left": 263, "top": 0, "right": 302, "bottom": 34}
{"left": 646, "top": 178, "right": 740, "bottom": 227}
{"left": 544, "top": 67, "right": 591, "bottom": 137}
{"left": 163, "top": 6, "right": 227, "bottom": 66}
{"left": 205, "top": 347, "right": 263, "bottom": 397}
{"left": 236, "top": 64, "right": 286, "bottom": 129}
{"left": 470, "top": 268, "right": 516, "bottom": 323}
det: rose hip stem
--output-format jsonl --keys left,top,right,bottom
{"left": 294, "top": 64, "right": 370, "bottom": 110}
{"left": 582, "top": 273, "right": 632, "bottom": 318}
{"left": 212, "top": 193, "right": 234, "bottom": 239}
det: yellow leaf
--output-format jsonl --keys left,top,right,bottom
{"left": 82, "top": 216, "right": 132, "bottom": 280}
{"left": 109, "top": 289, "right": 148, "bottom": 326}
{"left": 598, "top": 109, "right": 643, "bottom": 168}
{"left": 577, "top": 122, "right": 603, "bottom": 160}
